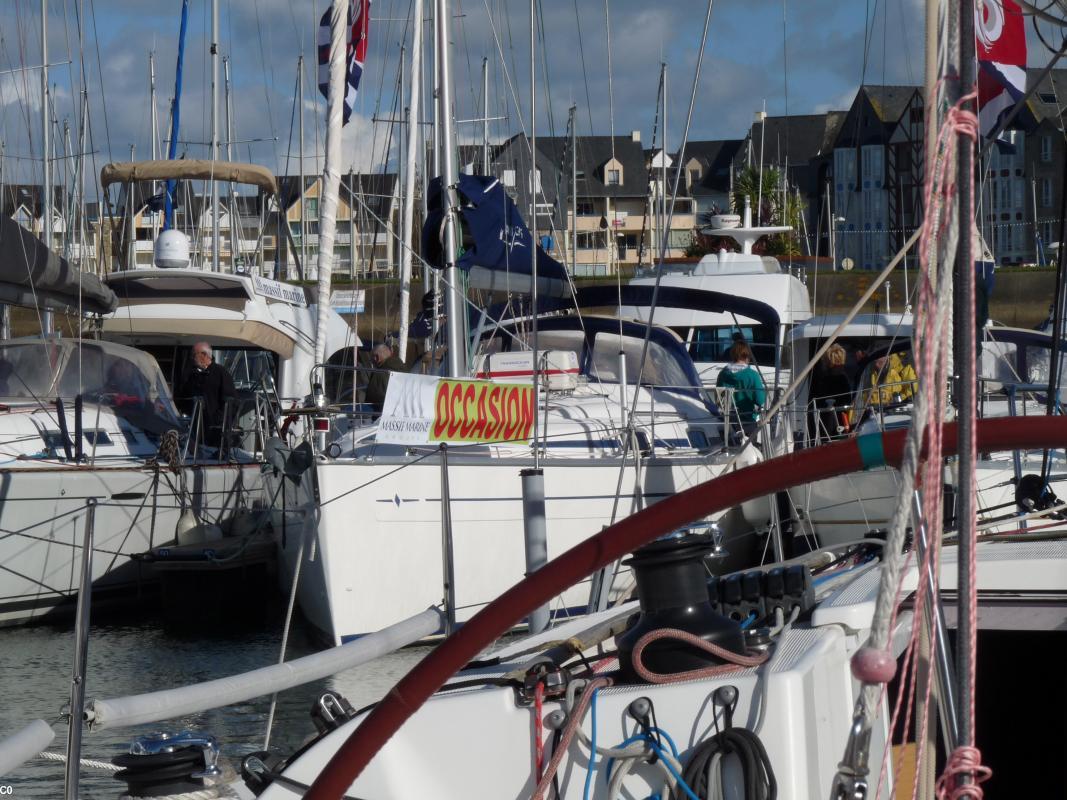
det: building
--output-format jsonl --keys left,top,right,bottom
{"left": 491, "top": 131, "right": 696, "bottom": 276}
{"left": 830, "top": 85, "right": 922, "bottom": 269}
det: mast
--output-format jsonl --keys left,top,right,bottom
{"left": 299, "top": 55, "right": 307, "bottom": 276}
{"left": 660, "top": 62, "right": 666, "bottom": 264}
{"left": 570, "top": 104, "right": 577, "bottom": 275}
{"left": 225, "top": 56, "right": 238, "bottom": 270}
{"left": 436, "top": 0, "right": 465, "bottom": 377}
{"left": 149, "top": 51, "right": 160, "bottom": 238}
{"left": 210, "top": 0, "right": 220, "bottom": 270}
{"left": 529, "top": 0, "right": 539, "bottom": 462}
{"left": 481, "top": 57, "right": 489, "bottom": 174}
{"left": 41, "top": 0, "right": 53, "bottom": 334}
{"left": 164, "top": 0, "right": 189, "bottom": 232}
{"left": 0, "top": 142, "right": 8, "bottom": 339}
{"left": 397, "top": 0, "right": 424, "bottom": 362}
{"left": 313, "top": 0, "right": 350, "bottom": 372}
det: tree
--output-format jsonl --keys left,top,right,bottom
{"left": 731, "top": 165, "right": 805, "bottom": 257}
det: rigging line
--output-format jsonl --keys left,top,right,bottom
{"left": 605, "top": 0, "right": 718, "bottom": 531}
{"left": 571, "top": 0, "right": 595, "bottom": 137}
{"left": 86, "top": 0, "right": 111, "bottom": 169}
{"left": 535, "top": 0, "right": 557, "bottom": 142}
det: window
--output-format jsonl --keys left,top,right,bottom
{"left": 576, "top": 201, "right": 595, "bottom": 216}
{"left": 1042, "top": 136, "right": 1053, "bottom": 163}
{"left": 1042, "top": 178, "right": 1053, "bottom": 207}
{"left": 607, "top": 169, "right": 621, "bottom": 186}
{"left": 689, "top": 168, "right": 701, "bottom": 185}
{"left": 502, "top": 169, "right": 516, "bottom": 187}
{"left": 1040, "top": 92, "right": 1058, "bottom": 104}
{"left": 305, "top": 198, "right": 319, "bottom": 219}
{"left": 529, "top": 169, "right": 542, "bottom": 194}
{"left": 576, "top": 232, "right": 605, "bottom": 250}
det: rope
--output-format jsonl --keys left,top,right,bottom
{"left": 531, "top": 676, "right": 612, "bottom": 800}
{"left": 533, "top": 681, "right": 546, "bottom": 781}
{"left": 119, "top": 791, "right": 221, "bottom": 800}
{"left": 36, "top": 748, "right": 120, "bottom": 772}
{"left": 630, "top": 628, "right": 770, "bottom": 684}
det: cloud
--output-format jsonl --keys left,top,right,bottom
{"left": 0, "top": 0, "right": 960, "bottom": 192}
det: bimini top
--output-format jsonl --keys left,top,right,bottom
{"left": 0, "top": 216, "right": 118, "bottom": 315}
{"left": 100, "top": 160, "right": 279, "bottom": 195}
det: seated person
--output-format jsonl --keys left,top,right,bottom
{"left": 102, "top": 359, "right": 149, "bottom": 408}
{"left": 365, "top": 343, "right": 407, "bottom": 411}
{"left": 867, "top": 352, "right": 917, "bottom": 406}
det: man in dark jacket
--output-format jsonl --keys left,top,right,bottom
{"left": 176, "top": 342, "right": 238, "bottom": 446}
{"left": 365, "top": 343, "right": 406, "bottom": 410}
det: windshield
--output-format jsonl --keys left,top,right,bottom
{"left": 0, "top": 339, "right": 180, "bottom": 427}
{"left": 682, "top": 323, "right": 780, "bottom": 369}
{"left": 534, "top": 329, "right": 695, "bottom": 391}
{"left": 214, "top": 348, "right": 278, "bottom": 393}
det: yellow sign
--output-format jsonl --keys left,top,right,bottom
{"left": 430, "top": 379, "right": 535, "bottom": 443}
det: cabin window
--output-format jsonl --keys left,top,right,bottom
{"left": 688, "top": 324, "right": 779, "bottom": 368}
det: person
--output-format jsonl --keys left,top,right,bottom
{"left": 364, "top": 343, "right": 406, "bottom": 410}
{"left": 809, "top": 344, "right": 852, "bottom": 439}
{"left": 867, "top": 352, "right": 917, "bottom": 406}
{"left": 716, "top": 340, "right": 766, "bottom": 441}
{"left": 102, "top": 359, "right": 149, "bottom": 408}
{"left": 176, "top": 342, "right": 238, "bottom": 446}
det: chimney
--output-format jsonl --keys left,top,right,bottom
{"left": 630, "top": 130, "right": 641, "bottom": 143}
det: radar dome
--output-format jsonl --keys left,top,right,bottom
{"left": 154, "top": 229, "right": 190, "bottom": 269}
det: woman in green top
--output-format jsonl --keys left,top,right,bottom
{"left": 716, "top": 340, "right": 766, "bottom": 439}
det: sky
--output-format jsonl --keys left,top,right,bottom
{"left": 0, "top": 0, "right": 1059, "bottom": 194}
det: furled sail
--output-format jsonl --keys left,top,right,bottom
{"left": 422, "top": 174, "right": 570, "bottom": 298}
{"left": 0, "top": 216, "right": 117, "bottom": 315}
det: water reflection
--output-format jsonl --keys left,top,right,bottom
{"left": 0, "top": 618, "right": 427, "bottom": 798}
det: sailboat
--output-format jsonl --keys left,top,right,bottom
{"left": 269, "top": 0, "right": 788, "bottom": 646}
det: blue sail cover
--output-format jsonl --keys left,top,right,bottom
{"left": 422, "top": 174, "right": 570, "bottom": 298}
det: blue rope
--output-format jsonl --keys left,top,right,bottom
{"left": 602, "top": 728, "right": 696, "bottom": 800}
{"left": 582, "top": 687, "right": 600, "bottom": 800}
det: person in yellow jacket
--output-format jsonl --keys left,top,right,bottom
{"left": 868, "top": 352, "right": 917, "bottom": 406}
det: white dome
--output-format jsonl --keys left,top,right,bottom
{"left": 153, "top": 229, "right": 191, "bottom": 269}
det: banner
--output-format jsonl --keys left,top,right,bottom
{"left": 377, "top": 373, "right": 535, "bottom": 445}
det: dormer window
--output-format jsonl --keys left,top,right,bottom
{"left": 689, "top": 168, "right": 701, "bottom": 184}
{"left": 602, "top": 156, "right": 624, "bottom": 187}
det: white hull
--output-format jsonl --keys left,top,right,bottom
{"left": 279, "top": 453, "right": 769, "bottom": 645}
{"left": 0, "top": 462, "right": 264, "bottom": 625}
{"left": 790, "top": 449, "right": 1065, "bottom": 545}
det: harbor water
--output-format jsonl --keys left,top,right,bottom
{"left": 0, "top": 615, "right": 428, "bottom": 798}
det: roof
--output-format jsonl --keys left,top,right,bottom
{"left": 1025, "top": 67, "right": 1067, "bottom": 125}
{"left": 1, "top": 185, "right": 68, "bottom": 218}
{"left": 677, "top": 140, "right": 744, "bottom": 193}
{"left": 861, "top": 85, "right": 920, "bottom": 126}
{"left": 749, "top": 113, "right": 844, "bottom": 168}
{"left": 276, "top": 173, "right": 398, "bottom": 221}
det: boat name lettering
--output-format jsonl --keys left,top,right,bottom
{"left": 251, "top": 276, "right": 308, "bottom": 306}
{"left": 431, "top": 380, "right": 534, "bottom": 443}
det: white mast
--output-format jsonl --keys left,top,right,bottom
{"left": 437, "top": 0, "right": 465, "bottom": 377}
{"left": 225, "top": 56, "right": 238, "bottom": 270}
{"left": 150, "top": 51, "right": 160, "bottom": 239}
{"left": 313, "top": 0, "right": 350, "bottom": 372}
{"left": 299, "top": 55, "right": 307, "bottom": 277}
{"left": 41, "top": 0, "right": 53, "bottom": 333}
{"left": 481, "top": 57, "right": 489, "bottom": 174}
{"left": 397, "top": 0, "right": 424, "bottom": 362}
{"left": 210, "top": 0, "right": 220, "bottom": 270}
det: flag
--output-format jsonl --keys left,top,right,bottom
{"left": 317, "top": 0, "right": 370, "bottom": 126}
{"left": 975, "top": 0, "right": 1026, "bottom": 139}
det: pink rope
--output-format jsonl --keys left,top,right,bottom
{"left": 936, "top": 747, "right": 992, "bottom": 800}
{"left": 630, "top": 628, "right": 770, "bottom": 684}
{"left": 530, "top": 676, "right": 612, "bottom": 800}
{"left": 533, "top": 681, "right": 546, "bottom": 782}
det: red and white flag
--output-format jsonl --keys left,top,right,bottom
{"left": 975, "top": 0, "right": 1027, "bottom": 139}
